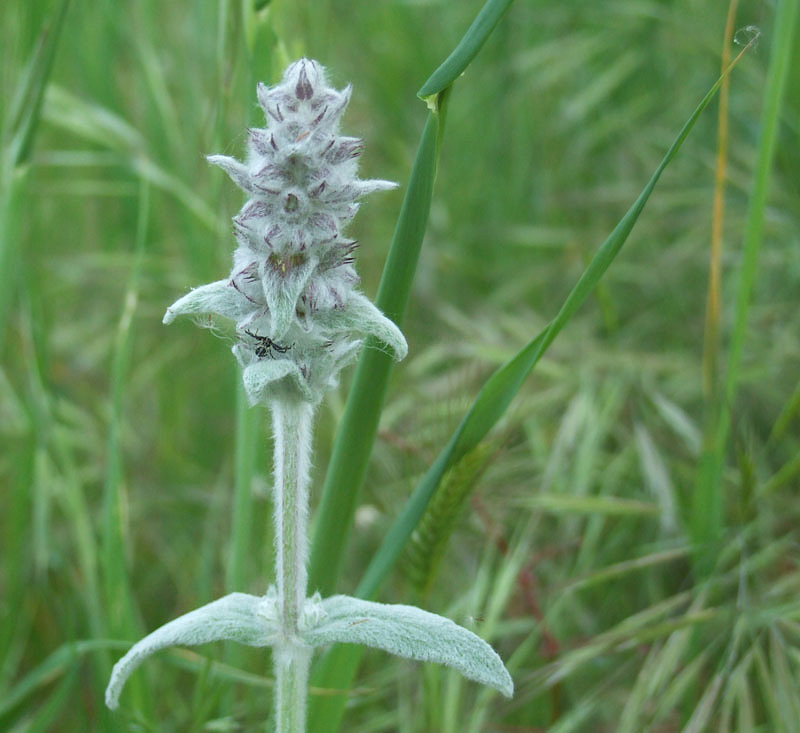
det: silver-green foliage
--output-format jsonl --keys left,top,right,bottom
{"left": 106, "top": 59, "right": 512, "bottom": 730}
{"left": 106, "top": 590, "right": 512, "bottom": 709}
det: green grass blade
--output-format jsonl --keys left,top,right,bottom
{"left": 375, "top": 90, "right": 450, "bottom": 326}
{"left": 0, "top": 639, "right": 126, "bottom": 724}
{"left": 101, "top": 181, "right": 150, "bottom": 717}
{"left": 308, "top": 645, "right": 369, "bottom": 732}
{"left": 21, "top": 668, "right": 78, "bottom": 733}
{"left": 417, "top": 0, "right": 516, "bottom": 100}
{"left": 307, "top": 99, "right": 447, "bottom": 598}
{"left": 310, "top": 0, "right": 515, "bottom": 604}
{"left": 226, "top": 384, "right": 258, "bottom": 593}
{"left": 357, "top": 52, "right": 746, "bottom": 601}
{"left": 103, "top": 180, "right": 149, "bottom": 640}
{"left": 516, "top": 494, "right": 659, "bottom": 517}
{"left": 769, "top": 627, "right": 800, "bottom": 727}
{"left": 0, "top": 168, "right": 28, "bottom": 367}
{"left": 768, "top": 376, "right": 800, "bottom": 443}
{"left": 3, "top": 0, "right": 70, "bottom": 168}
{"left": 309, "top": 44, "right": 753, "bottom": 733}
{"left": 691, "top": 0, "right": 798, "bottom": 563}
{"left": 0, "top": 0, "right": 70, "bottom": 345}
{"left": 0, "top": 441, "right": 34, "bottom": 693}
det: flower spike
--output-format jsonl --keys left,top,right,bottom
{"left": 164, "top": 58, "right": 406, "bottom": 406}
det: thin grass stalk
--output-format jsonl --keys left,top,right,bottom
{"left": 22, "top": 319, "right": 119, "bottom": 729}
{"left": 702, "top": 0, "right": 738, "bottom": 399}
{"left": 101, "top": 179, "right": 150, "bottom": 714}
{"left": 307, "top": 98, "right": 447, "bottom": 597}
{"left": 0, "top": 439, "right": 34, "bottom": 696}
{"left": 0, "top": 0, "right": 70, "bottom": 346}
{"left": 227, "top": 384, "right": 258, "bottom": 593}
{"left": 768, "top": 378, "right": 800, "bottom": 443}
{"left": 0, "top": 167, "right": 27, "bottom": 350}
{"left": 691, "top": 0, "right": 798, "bottom": 566}
{"left": 102, "top": 179, "right": 149, "bottom": 628}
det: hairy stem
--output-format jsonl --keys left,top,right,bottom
{"left": 271, "top": 399, "right": 315, "bottom": 732}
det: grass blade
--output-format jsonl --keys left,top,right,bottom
{"left": 0, "top": 0, "right": 70, "bottom": 344}
{"left": 691, "top": 0, "right": 798, "bottom": 564}
{"left": 701, "top": 0, "right": 738, "bottom": 398}
{"left": 101, "top": 180, "right": 150, "bottom": 715}
{"left": 309, "top": 40, "right": 756, "bottom": 733}
{"left": 358, "top": 45, "right": 753, "bottom": 601}
{"left": 308, "top": 97, "right": 447, "bottom": 598}
{"left": 226, "top": 384, "right": 258, "bottom": 593}
{"left": 417, "top": 0, "right": 516, "bottom": 100}
{"left": 3, "top": 0, "right": 71, "bottom": 168}
{"left": 0, "top": 639, "right": 126, "bottom": 725}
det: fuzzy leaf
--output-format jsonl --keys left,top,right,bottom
{"left": 262, "top": 258, "right": 316, "bottom": 340}
{"left": 105, "top": 593, "right": 277, "bottom": 710}
{"left": 241, "top": 357, "right": 313, "bottom": 404}
{"left": 163, "top": 279, "right": 248, "bottom": 324}
{"left": 303, "top": 595, "right": 513, "bottom": 697}
{"left": 332, "top": 292, "right": 407, "bottom": 360}
{"left": 327, "top": 339, "right": 363, "bottom": 377}
{"left": 207, "top": 155, "right": 253, "bottom": 193}
{"left": 353, "top": 179, "right": 398, "bottom": 197}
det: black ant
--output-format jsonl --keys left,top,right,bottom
{"left": 244, "top": 329, "right": 291, "bottom": 359}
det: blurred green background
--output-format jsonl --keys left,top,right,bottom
{"left": 2, "top": 0, "right": 799, "bottom": 730}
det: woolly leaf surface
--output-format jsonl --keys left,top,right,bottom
{"left": 303, "top": 595, "right": 513, "bottom": 697}
{"left": 106, "top": 593, "right": 277, "bottom": 709}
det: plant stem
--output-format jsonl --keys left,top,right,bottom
{"left": 270, "top": 398, "right": 314, "bottom": 732}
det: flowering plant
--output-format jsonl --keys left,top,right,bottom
{"left": 106, "top": 59, "right": 512, "bottom": 732}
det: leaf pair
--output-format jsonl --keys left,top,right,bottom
{"left": 105, "top": 592, "right": 513, "bottom": 709}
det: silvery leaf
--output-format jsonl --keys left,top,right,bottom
{"left": 241, "top": 358, "right": 313, "bottom": 404}
{"left": 351, "top": 179, "right": 398, "bottom": 197}
{"left": 163, "top": 279, "right": 249, "bottom": 324}
{"left": 106, "top": 593, "right": 277, "bottom": 710}
{"left": 261, "top": 257, "right": 317, "bottom": 341}
{"left": 329, "top": 292, "right": 407, "bottom": 360}
{"left": 207, "top": 154, "right": 254, "bottom": 193}
{"left": 302, "top": 595, "right": 513, "bottom": 697}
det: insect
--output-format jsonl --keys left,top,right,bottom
{"left": 244, "top": 329, "right": 291, "bottom": 359}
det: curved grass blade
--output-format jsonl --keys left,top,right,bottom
{"left": 307, "top": 96, "right": 448, "bottom": 599}
{"left": 417, "top": 0, "right": 516, "bottom": 101}
{"left": 0, "top": 639, "right": 127, "bottom": 725}
{"left": 308, "top": 44, "right": 758, "bottom": 732}
{"left": 3, "top": 0, "right": 71, "bottom": 168}
{"left": 359, "top": 42, "right": 755, "bottom": 600}
{"left": 24, "top": 667, "right": 79, "bottom": 733}
{"left": 0, "top": 0, "right": 71, "bottom": 345}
